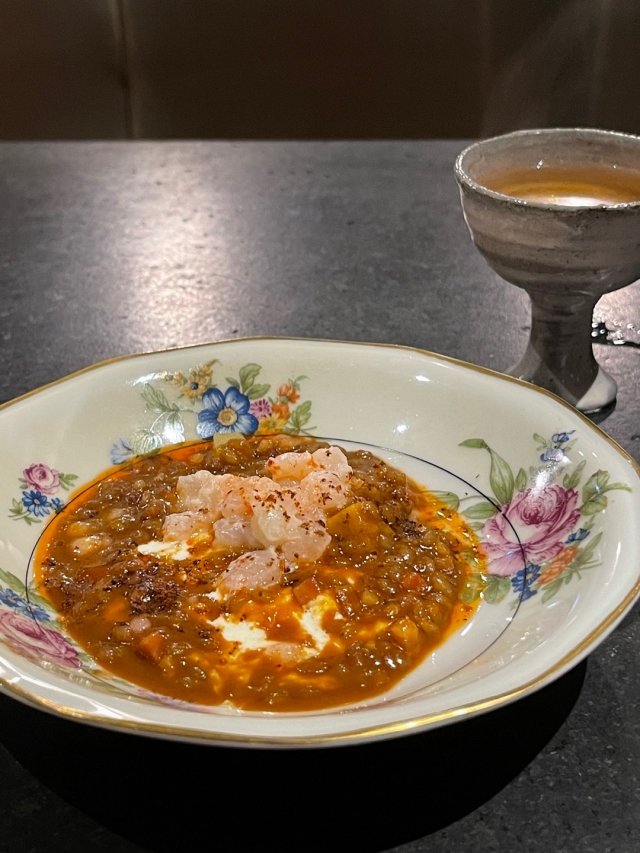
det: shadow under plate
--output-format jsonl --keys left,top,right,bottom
{"left": 0, "top": 660, "right": 586, "bottom": 853}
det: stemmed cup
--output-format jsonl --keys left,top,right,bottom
{"left": 455, "top": 128, "right": 640, "bottom": 412}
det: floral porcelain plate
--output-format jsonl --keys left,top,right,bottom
{"left": 0, "top": 338, "right": 638, "bottom": 747}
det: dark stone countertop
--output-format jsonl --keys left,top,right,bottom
{"left": 1, "top": 141, "right": 639, "bottom": 853}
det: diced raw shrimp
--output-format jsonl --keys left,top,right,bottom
{"left": 163, "top": 510, "right": 212, "bottom": 542}
{"left": 299, "top": 470, "right": 350, "bottom": 512}
{"left": 177, "top": 469, "right": 216, "bottom": 509}
{"left": 219, "top": 476, "right": 279, "bottom": 519}
{"left": 281, "top": 521, "right": 331, "bottom": 563}
{"left": 266, "top": 451, "right": 317, "bottom": 483}
{"left": 217, "top": 547, "right": 283, "bottom": 595}
{"left": 213, "top": 518, "right": 262, "bottom": 550}
{"left": 165, "top": 445, "right": 350, "bottom": 565}
{"left": 250, "top": 497, "right": 300, "bottom": 548}
{"left": 177, "top": 471, "right": 237, "bottom": 520}
{"left": 311, "top": 446, "right": 352, "bottom": 480}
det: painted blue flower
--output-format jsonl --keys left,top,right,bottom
{"left": 540, "top": 447, "right": 564, "bottom": 463}
{"left": 511, "top": 564, "right": 541, "bottom": 601}
{"left": 567, "top": 528, "right": 590, "bottom": 543}
{"left": 51, "top": 497, "right": 64, "bottom": 514}
{"left": 21, "top": 490, "right": 51, "bottom": 518}
{"left": 552, "top": 431, "right": 575, "bottom": 444}
{"left": 110, "top": 438, "right": 134, "bottom": 465}
{"left": 0, "top": 588, "right": 50, "bottom": 620}
{"left": 197, "top": 387, "right": 259, "bottom": 437}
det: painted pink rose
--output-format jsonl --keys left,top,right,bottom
{"left": 0, "top": 610, "right": 81, "bottom": 668}
{"left": 23, "top": 463, "right": 60, "bottom": 496}
{"left": 481, "top": 484, "right": 581, "bottom": 576}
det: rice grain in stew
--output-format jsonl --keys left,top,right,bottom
{"left": 36, "top": 435, "right": 485, "bottom": 711}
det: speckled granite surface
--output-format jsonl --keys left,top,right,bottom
{"left": 1, "top": 141, "right": 639, "bottom": 853}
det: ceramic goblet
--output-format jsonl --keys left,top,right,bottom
{"left": 455, "top": 128, "right": 640, "bottom": 412}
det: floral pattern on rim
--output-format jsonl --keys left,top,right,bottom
{"left": 110, "top": 362, "right": 314, "bottom": 463}
{"left": 0, "top": 567, "right": 83, "bottom": 668}
{"left": 197, "top": 387, "right": 258, "bottom": 437}
{"left": 435, "top": 431, "right": 632, "bottom": 606}
{"left": 8, "top": 463, "right": 78, "bottom": 525}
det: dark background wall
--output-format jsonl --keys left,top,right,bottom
{"left": 0, "top": 0, "right": 637, "bottom": 140}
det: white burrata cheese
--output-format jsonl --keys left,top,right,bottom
{"left": 137, "top": 539, "right": 191, "bottom": 561}
{"left": 210, "top": 615, "right": 274, "bottom": 651}
{"left": 209, "top": 593, "right": 337, "bottom": 657}
{"left": 296, "top": 594, "right": 335, "bottom": 653}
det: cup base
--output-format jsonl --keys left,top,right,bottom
{"left": 507, "top": 363, "right": 617, "bottom": 413}
{"left": 575, "top": 366, "right": 618, "bottom": 413}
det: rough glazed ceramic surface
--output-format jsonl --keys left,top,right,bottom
{"left": 0, "top": 338, "right": 638, "bottom": 747}
{"left": 455, "top": 128, "right": 640, "bottom": 411}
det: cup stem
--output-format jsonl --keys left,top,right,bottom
{"left": 507, "top": 289, "right": 616, "bottom": 410}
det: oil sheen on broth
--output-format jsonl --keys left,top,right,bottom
{"left": 36, "top": 435, "right": 484, "bottom": 712}
{"left": 482, "top": 163, "right": 640, "bottom": 206}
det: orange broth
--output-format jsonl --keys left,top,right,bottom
{"left": 36, "top": 436, "right": 485, "bottom": 711}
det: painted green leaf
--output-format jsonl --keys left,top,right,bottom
{"left": 483, "top": 575, "right": 512, "bottom": 604}
{"left": 294, "top": 400, "right": 312, "bottom": 417}
{"left": 463, "top": 501, "right": 498, "bottom": 520}
{"left": 515, "top": 468, "right": 527, "bottom": 492}
{"left": 130, "top": 428, "right": 163, "bottom": 456}
{"left": 582, "top": 470, "right": 609, "bottom": 503}
{"left": 0, "top": 567, "right": 26, "bottom": 594}
{"left": 541, "top": 577, "right": 564, "bottom": 603}
{"left": 8, "top": 499, "right": 40, "bottom": 524}
{"left": 226, "top": 377, "right": 240, "bottom": 389}
{"left": 296, "top": 411, "right": 312, "bottom": 429}
{"left": 142, "top": 383, "right": 174, "bottom": 414}
{"left": 430, "top": 491, "right": 461, "bottom": 511}
{"left": 460, "top": 572, "right": 487, "bottom": 603}
{"left": 571, "top": 532, "right": 602, "bottom": 569}
{"left": 459, "top": 548, "right": 482, "bottom": 566}
{"left": 581, "top": 494, "right": 608, "bottom": 515}
{"left": 606, "top": 482, "right": 633, "bottom": 493}
{"left": 246, "top": 383, "right": 271, "bottom": 401}
{"left": 460, "top": 438, "right": 514, "bottom": 505}
{"left": 488, "top": 448, "right": 514, "bottom": 506}
{"left": 9, "top": 498, "right": 26, "bottom": 517}
{"left": 27, "top": 586, "right": 54, "bottom": 611}
{"left": 467, "top": 521, "right": 485, "bottom": 532}
{"left": 163, "top": 410, "right": 185, "bottom": 444}
{"left": 239, "top": 363, "right": 262, "bottom": 393}
{"left": 564, "top": 459, "right": 586, "bottom": 490}
{"left": 533, "top": 433, "right": 549, "bottom": 448}
{"left": 289, "top": 400, "right": 312, "bottom": 430}
{"left": 58, "top": 473, "right": 79, "bottom": 491}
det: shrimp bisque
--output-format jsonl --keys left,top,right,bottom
{"left": 36, "top": 435, "right": 485, "bottom": 711}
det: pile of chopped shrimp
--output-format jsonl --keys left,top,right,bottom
{"left": 147, "top": 446, "right": 353, "bottom": 598}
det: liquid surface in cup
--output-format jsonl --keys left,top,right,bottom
{"left": 482, "top": 163, "right": 640, "bottom": 206}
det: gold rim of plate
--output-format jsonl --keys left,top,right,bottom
{"left": 1, "top": 336, "right": 639, "bottom": 746}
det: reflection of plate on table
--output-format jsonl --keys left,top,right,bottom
{"left": 0, "top": 338, "right": 638, "bottom": 747}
